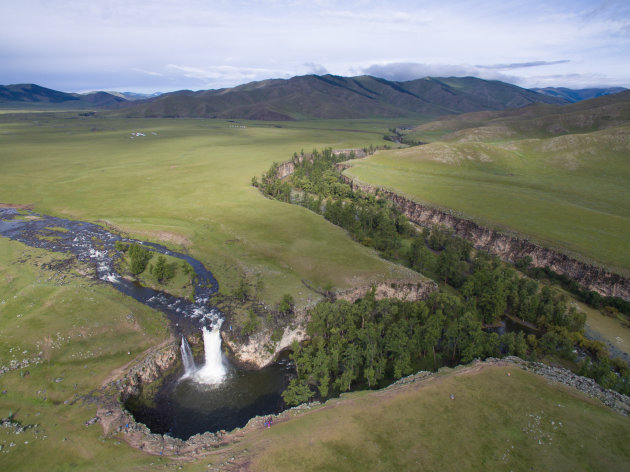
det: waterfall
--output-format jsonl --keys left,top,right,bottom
{"left": 194, "top": 325, "right": 227, "bottom": 385}
{"left": 180, "top": 336, "right": 196, "bottom": 378}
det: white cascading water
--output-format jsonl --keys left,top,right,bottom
{"left": 180, "top": 336, "right": 196, "bottom": 378}
{"left": 193, "top": 325, "right": 227, "bottom": 385}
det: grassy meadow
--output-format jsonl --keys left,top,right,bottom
{"left": 3, "top": 109, "right": 630, "bottom": 471}
{"left": 344, "top": 124, "right": 630, "bottom": 274}
{"left": 179, "top": 364, "right": 630, "bottom": 472}
{"left": 0, "top": 112, "right": 422, "bottom": 306}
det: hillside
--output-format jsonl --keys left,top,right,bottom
{"left": 532, "top": 86, "right": 626, "bottom": 103}
{"left": 343, "top": 91, "right": 630, "bottom": 274}
{"left": 0, "top": 83, "right": 127, "bottom": 109}
{"left": 409, "top": 89, "right": 630, "bottom": 141}
{"left": 117, "top": 75, "right": 567, "bottom": 120}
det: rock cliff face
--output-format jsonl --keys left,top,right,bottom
{"left": 340, "top": 175, "right": 630, "bottom": 302}
{"left": 276, "top": 161, "right": 296, "bottom": 179}
{"left": 336, "top": 280, "right": 437, "bottom": 303}
{"left": 221, "top": 311, "right": 308, "bottom": 369}
{"left": 118, "top": 342, "right": 179, "bottom": 401}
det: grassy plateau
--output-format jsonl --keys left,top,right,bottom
{"left": 344, "top": 122, "right": 630, "bottom": 275}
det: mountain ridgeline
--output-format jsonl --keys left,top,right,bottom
{"left": 1, "top": 76, "right": 627, "bottom": 120}
{"left": 116, "top": 75, "right": 569, "bottom": 120}
{"left": 0, "top": 83, "right": 128, "bottom": 109}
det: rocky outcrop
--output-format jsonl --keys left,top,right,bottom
{"left": 501, "top": 356, "right": 630, "bottom": 416}
{"left": 221, "top": 310, "right": 309, "bottom": 369}
{"left": 119, "top": 342, "right": 179, "bottom": 401}
{"left": 336, "top": 280, "right": 438, "bottom": 303}
{"left": 276, "top": 161, "right": 296, "bottom": 179}
{"left": 341, "top": 175, "right": 630, "bottom": 302}
{"left": 385, "top": 356, "right": 630, "bottom": 416}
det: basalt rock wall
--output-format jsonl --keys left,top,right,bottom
{"left": 340, "top": 174, "right": 630, "bottom": 302}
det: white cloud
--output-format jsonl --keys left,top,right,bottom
{"left": 1, "top": 0, "right": 629, "bottom": 91}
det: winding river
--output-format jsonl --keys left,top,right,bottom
{"left": 0, "top": 207, "right": 293, "bottom": 439}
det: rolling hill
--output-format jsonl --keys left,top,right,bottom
{"left": 531, "top": 86, "right": 626, "bottom": 103}
{"left": 343, "top": 90, "right": 630, "bottom": 274}
{"left": 410, "top": 89, "right": 630, "bottom": 141}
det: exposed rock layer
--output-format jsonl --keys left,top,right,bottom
{"left": 336, "top": 280, "right": 438, "bottom": 304}
{"left": 340, "top": 174, "right": 630, "bottom": 302}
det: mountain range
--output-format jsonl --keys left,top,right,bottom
{"left": 531, "top": 86, "right": 627, "bottom": 103}
{"left": 0, "top": 77, "right": 626, "bottom": 120}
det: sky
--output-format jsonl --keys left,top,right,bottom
{"left": 1, "top": 0, "right": 629, "bottom": 93}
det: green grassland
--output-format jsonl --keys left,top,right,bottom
{"left": 0, "top": 113, "right": 422, "bottom": 307}
{"left": 344, "top": 124, "right": 630, "bottom": 274}
{"left": 178, "top": 364, "right": 630, "bottom": 472}
{"left": 3, "top": 108, "right": 630, "bottom": 471}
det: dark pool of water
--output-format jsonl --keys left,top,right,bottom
{"left": 126, "top": 355, "right": 294, "bottom": 439}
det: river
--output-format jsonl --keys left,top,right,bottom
{"left": 0, "top": 207, "right": 293, "bottom": 439}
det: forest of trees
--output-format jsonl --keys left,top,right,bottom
{"left": 254, "top": 148, "right": 630, "bottom": 405}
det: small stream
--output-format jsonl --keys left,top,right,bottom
{"left": 0, "top": 208, "right": 293, "bottom": 439}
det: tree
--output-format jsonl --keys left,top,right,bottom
{"left": 234, "top": 276, "right": 249, "bottom": 302}
{"left": 128, "top": 244, "right": 152, "bottom": 275}
{"left": 281, "top": 379, "right": 313, "bottom": 406}
{"left": 278, "top": 293, "right": 295, "bottom": 316}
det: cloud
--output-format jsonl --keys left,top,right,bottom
{"left": 477, "top": 60, "right": 571, "bottom": 70}
{"left": 361, "top": 62, "right": 516, "bottom": 83}
{"left": 165, "top": 64, "right": 291, "bottom": 89}
{"left": 302, "top": 62, "right": 329, "bottom": 75}
{"left": 131, "top": 68, "right": 164, "bottom": 77}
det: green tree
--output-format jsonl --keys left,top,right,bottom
{"left": 278, "top": 293, "right": 295, "bottom": 316}
{"left": 281, "top": 379, "right": 313, "bottom": 406}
